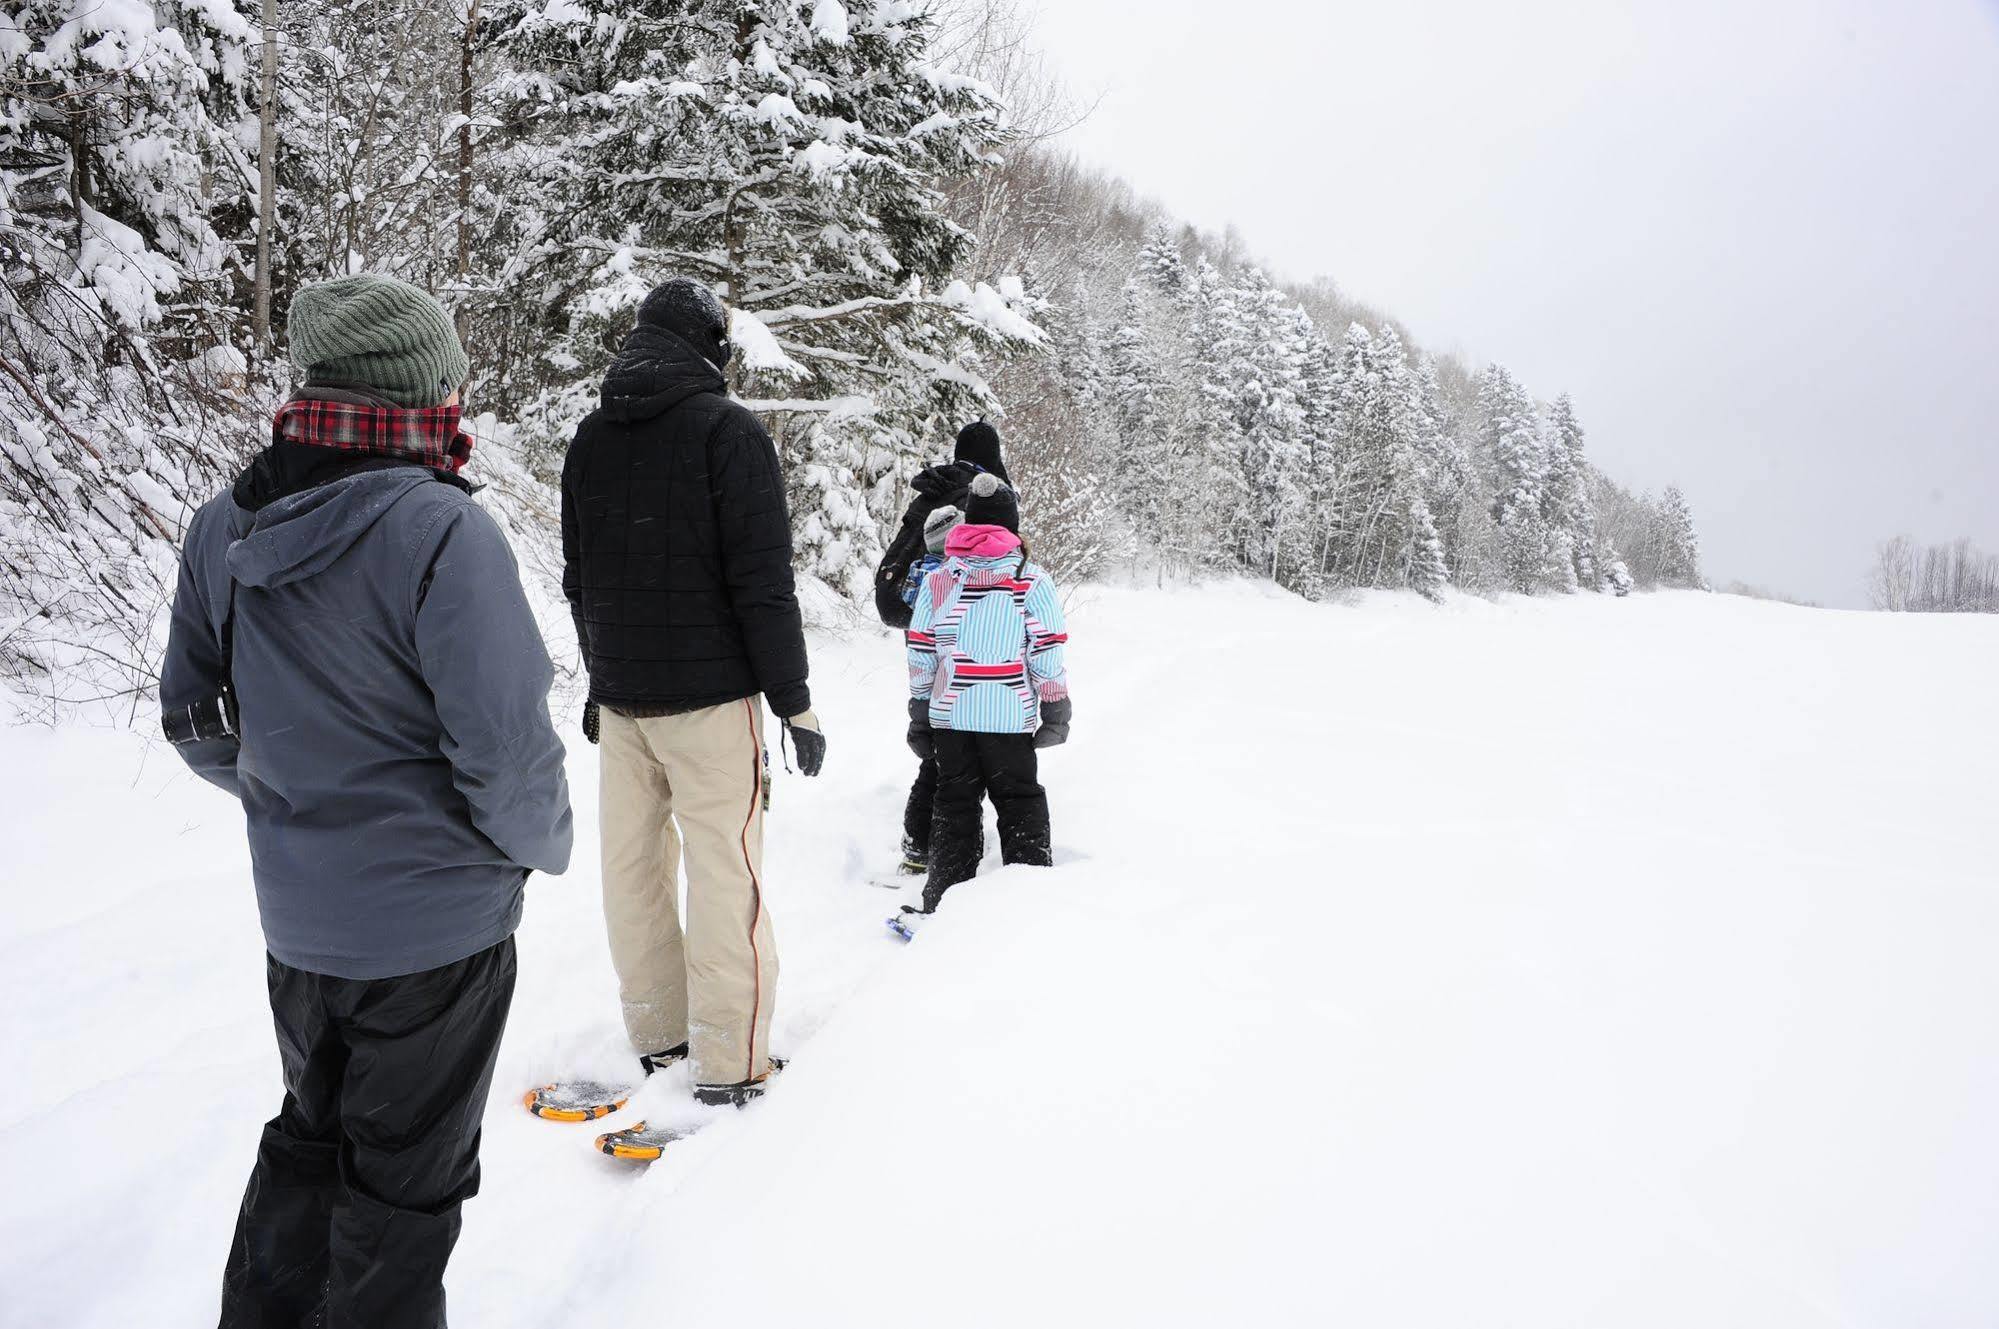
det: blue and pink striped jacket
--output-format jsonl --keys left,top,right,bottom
{"left": 908, "top": 526, "right": 1069, "bottom": 734}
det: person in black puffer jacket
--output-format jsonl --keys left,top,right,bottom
{"left": 562, "top": 276, "right": 821, "bottom": 1106}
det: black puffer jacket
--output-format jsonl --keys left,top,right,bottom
{"left": 562, "top": 325, "right": 810, "bottom": 718}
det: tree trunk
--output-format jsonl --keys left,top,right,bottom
{"left": 252, "top": 0, "right": 279, "bottom": 345}
{"left": 457, "top": 1, "right": 479, "bottom": 297}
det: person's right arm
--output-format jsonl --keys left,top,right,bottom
{"left": 873, "top": 511, "right": 925, "bottom": 629}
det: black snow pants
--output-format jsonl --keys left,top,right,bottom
{"left": 219, "top": 937, "right": 516, "bottom": 1329}
{"left": 925, "top": 731, "right": 1051, "bottom": 912}
{"left": 902, "top": 754, "right": 938, "bottom": 858}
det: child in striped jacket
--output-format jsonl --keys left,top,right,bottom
{"left": 902, "top": 473, "right": 1071, "bottom": 919}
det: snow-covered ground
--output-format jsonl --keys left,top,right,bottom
{"left": 4, "top": 584, "right": 1997, "bottom": 1328}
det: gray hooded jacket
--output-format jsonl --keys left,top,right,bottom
{"left": 161, "top": 463, "right": 572, "bottom": 979}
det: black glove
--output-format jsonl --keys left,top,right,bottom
{"left": 910, "top": 461, "right": 977, "bottom": 511}
{"left": 1034, "top": 698, "right": 1071, "bottom": 749}
{"left": 906, "top": 697, "right": 934, "bottom": 759}
{"left": 783, "top": 709, "right": 825, "bottom": 777}
{"left": 582, "top": 698, "right": 601, "bottom": 745}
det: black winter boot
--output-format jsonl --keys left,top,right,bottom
{"left": 693, "top": 1057, "right": 787, "bottom": 1108}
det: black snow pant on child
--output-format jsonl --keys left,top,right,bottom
{"left": 925, "top": 730, "right": 1051, "bottom": 912}
{"left": 903, "top": 753, "right": 938, "bottom": 860}
{"left": 219, "top": 937, "right": 516, "bottom": 1329}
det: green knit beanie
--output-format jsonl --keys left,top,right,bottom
{"left": 286, "top": 275, "right": 470, "bottom": 407}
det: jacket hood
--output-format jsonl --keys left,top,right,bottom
{"left": 227, "top": 466, "right": 437, "bottom": 590}
{"left": 600, "top": 323, "right": 727, "bottom": 422}
{"left": 944, "top": 524, "right": 1022, "bottom": 560}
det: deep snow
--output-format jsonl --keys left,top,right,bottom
{"left": 3, "top": 585, "right": 1997, "bottom": 1328}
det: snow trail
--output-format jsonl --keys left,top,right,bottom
{"left": 4, "top": 586, "right": 1997, "bottom": 1327}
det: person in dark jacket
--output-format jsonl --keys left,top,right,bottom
{"left": 160, "top": 274, "right": 572, "bottom": 1329}
{"left": 562, "top": 276, "right": 822, "bottom": 1106}
{"left": 871, "top": 420, "right": 1009, "bottom": 873}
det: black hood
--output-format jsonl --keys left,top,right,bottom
{"left": 601, "top": 324, "right": 728, "bottom": 422}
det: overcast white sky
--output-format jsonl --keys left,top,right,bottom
{"left": 1033, "top": 0, "right": 1999, "bottom": 606}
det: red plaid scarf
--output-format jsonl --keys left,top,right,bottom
{"left": 272, "top": 398, "right": 475, "bottom": 474}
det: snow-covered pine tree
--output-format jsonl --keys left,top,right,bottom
{"left": 1480, "top": 364, "right": 1557, "bottom": 594}
{"left": 1404, "top": 494, "right": 1450, "bottom": 602}
{"left": 1656, "top": 485, "right": 1705, "bottom": 589}
{"left": 2, "top": 0, "right": 264, "bottom": 709}
{"left": 478, "top": 0, "right": 1039, "bottom": 596}
{"left": 1601, "top": 541, "right": 1635, "bottom": 596}
{"left": 1096, "top": 278, "right": 1180, "bottom": 576}
{"left": 1281, "top": 313, "right": 1341, "bottom": 598}
{"left": 1182, "top": 256, "right": 1250, "bottom": 570}
{"left": 1534, "top": 409, "right": 1579, "bottom": 594}
{"left": 1542, "top": 393, "right": 1598, "bottom": 591}
{"left": 1099, "top": 279, "right": 1162, "bottom": 442}
{"left": 1194, "top": 263, "right": 1308, "bottom": 580}
{"left": 1135, "top": 220, "right": 1191, "bottom": 307}
{"left": 1319, "top": 322, "right": 1429, "bottom": 592}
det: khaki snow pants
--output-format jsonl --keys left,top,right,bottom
{"left": 597, "top": 697, "right": 777, "bottom": 1087}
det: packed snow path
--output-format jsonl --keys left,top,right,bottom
{"left": 5, "top": 585, "right": 1997, "bottom": 1327}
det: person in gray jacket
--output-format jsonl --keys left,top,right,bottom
{"left": 160, "top": 274, "right": 571, "bottom": 1329}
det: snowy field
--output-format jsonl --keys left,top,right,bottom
{"left": 4, "top": 584, "right": 1997, "bottom": 1328}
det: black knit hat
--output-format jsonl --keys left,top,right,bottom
{"left": 954, "top": 420, "right": 1008, "bottom": 483}
{"left": 962, "top": 470, "right": 1019, "bottom": 533}
{"left": 638, "top": 276, "right": 732, "bottom": 368}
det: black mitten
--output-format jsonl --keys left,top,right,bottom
{"left": 583, "top": 699, "right": 601, "bottom": 745}
{"left": 906, "top": 697, "right": 934, "bottom": 759}
{"left": 1034, "top": 698, "right": 1071, "bottom": 749}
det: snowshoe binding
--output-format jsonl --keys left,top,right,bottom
{"left": 523, "top": 1080, "right": 634, "bottom": 1122}
{"left": 692, "top": 1056, "right": 787, "bottom": 1108}
{"left": 595, "top": 1120, "right": 697, "bottom": 1162}
{"left": 525, "top": 1043, "right": 686, "bottom": 1122}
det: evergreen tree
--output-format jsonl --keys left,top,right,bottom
{"left": 1404, "top": 494, "right": 1450, "bottom": 602}
{"left": 1323, "top": 324, "right": 1429, "bottom": 590}
{"left": 1542, "top": 393, "right": 1598, "bottom": 591}
{"left": 1136, "top": 221, "right": 1191, "bottom": 306}
{"left": 1480, "top": 364, "right": 1558, "bottom": 594}
{"left": 1195, "top": 264, "right": 1308, "bottom": 578}
{"left": 1602, "top": 541, "right": 1635, "bottom": 596}
{"left": 1656, "top": 485, "right": 1705, "bottom": 588}
{"left": 479, "top": 0, "right": 1039, "bottom": 593}
{"left": 2, "top": 0, "right": 264, "bottom": 701}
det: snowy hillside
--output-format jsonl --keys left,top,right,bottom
{"left": 4, "top": 585, "right": 1997, "bottom": 1327}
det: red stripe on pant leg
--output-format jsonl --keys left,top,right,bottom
{"left": 738, "top": 697, "right": 764, "bottom": 1083}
